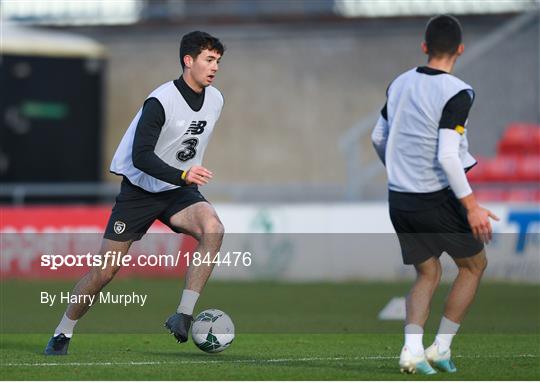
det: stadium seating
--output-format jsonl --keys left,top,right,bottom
{"left": 474, "top": 188, "right": 540, "bottom": 203}
{"left": 474, "top": 188, "right": 509, "bottom": 202}
{"left": 468, "top": 123, "right": 540, "bottom": 202}
{"left": 497, "top": 123, "right": 540, "bottom": 156}
{"left": 516, "top": 155, "right": 540, "bottom": 182}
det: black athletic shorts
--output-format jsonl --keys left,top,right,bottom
{"left": 389, "top": 189, "right": 484, "bottom": 265}
{"left": 104, "top": 177, "right": 208, "bottom": 242}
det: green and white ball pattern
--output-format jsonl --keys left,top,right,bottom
{"left": 192, "top": 309, "right": 235, "bottom": 353}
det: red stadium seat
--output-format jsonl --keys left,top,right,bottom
{"left": 467, "top": 126, "right": 538, "bottom": 200}
{"left": 498, "top": 123, "right": 540, "bottom": 156}
{"left": 506, "top": 188, "right": 540, "bottom": 202}
{"left": 466, "top": 157, "right": 489, "bottom": 182}
{"left": 533, "top": 129, "right": 540, "bottom": 154}
{"left": 475, "top": 187, "right": 540, "bottom": 202}
{"left": 482, "top": 156, "right": 519, "bottom": 182}
{"left": 515, "top": 156, "right": 540, "bottom": 182}
{"left": 474, "top": 188, "right": 507, "bottom": 202}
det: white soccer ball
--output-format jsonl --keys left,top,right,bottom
{"left": 192, "top": 309, "right": 235, "bottom": 353}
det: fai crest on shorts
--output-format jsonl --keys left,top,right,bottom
{"left": 114, "top": 221, "right": 126, "bottom": 234}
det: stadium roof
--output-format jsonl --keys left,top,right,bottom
{"left": 0, "top": 24, "right": 105, "bottom": 58}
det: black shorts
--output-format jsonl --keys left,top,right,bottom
{"left": 104, "top": 177, "right": 208, "bottom": 242}
{"left": 389, "top": 190, "right": 484, "bottom": 265}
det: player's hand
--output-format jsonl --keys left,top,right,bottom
{"left": 466, "top": 205, "right": 500, "bottom": 244}
{"left": 185, "top": 165, "right": 213, "bottom": 186}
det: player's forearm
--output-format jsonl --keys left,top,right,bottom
{"left": 372, "top": 141, "right": 386, "bottom": 165}
{"left": 438, "top": 130, "right": 472, "bottom": 199}
{"left": 132, "top": 151, "right": 187, "bottom": 186}
{"left": 439, "top": 153, "right": 473, "bottom": 199}
{"left": 371, "top": 116, "right": 389, "bottom": 165}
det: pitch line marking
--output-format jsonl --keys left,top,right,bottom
{"left": 2, "top": 354, "right": 538, "bottom": 367}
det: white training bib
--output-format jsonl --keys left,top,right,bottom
{"left": 110, "top": 82, "right": 223, "bottom": 192}
{"left": 385, "top": 68, "right": 476, "bottom": 193}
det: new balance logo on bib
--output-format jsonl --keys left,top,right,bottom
{"left": 185, "top": 121, "right": 206, "bottom": 135}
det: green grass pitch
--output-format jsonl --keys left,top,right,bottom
{"left": 1, "top": 280, "right": 539, "bottom": 380}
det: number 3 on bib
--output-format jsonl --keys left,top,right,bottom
{"left": 177, "top": 138, "right": 199, "bottom": 162}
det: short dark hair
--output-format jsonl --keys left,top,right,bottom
{"left": 179, "top": 31, "right": 225, "bottom": 70}
{"left": 424, "top": 15, "right": 462, "bottom": 58}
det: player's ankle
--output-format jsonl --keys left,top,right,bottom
{"left": 404, "top": 324, "right": 424, "bottom": 356}
{"left": 54, "top": 313, "right": 77, "bottom": 338}
{"left": 176, "top": 289, "right": 200, "bottom": 315}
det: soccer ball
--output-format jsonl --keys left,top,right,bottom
{"left": 192, "top": 309, "right": 235, "bottom": 353}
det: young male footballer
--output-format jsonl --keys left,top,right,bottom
{"left": 45, "top": 31, "right": 226, "bottom": 355}
{"left": 371, "top": 15, "right": 499, "bottom": 374}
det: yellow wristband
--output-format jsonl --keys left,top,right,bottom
{"left": 455, "top": 125, "right": 465, "bottom": 135}
{"left": 181, "top": 170, "right": 187, "bottom": 181}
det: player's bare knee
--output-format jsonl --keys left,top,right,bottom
{"left": 427, "top": 268, "right": 442, "bottom": 285}
{"left": 476, "top": 253, "right": 488, "bottom": 274}
{"left": 415, "top": 259, "right": 441, "bottom": 284}
{"left": 416, "top": 267, "right": 441, "bottom": 285}
{"left": 472, "top": 257, "right": 488, "bottom": 278}
{"left": 457, "top": 250, "right": 487, "bottom": 277}
{"left": 202, "top": 216, "right": 225, "bottom": 237}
